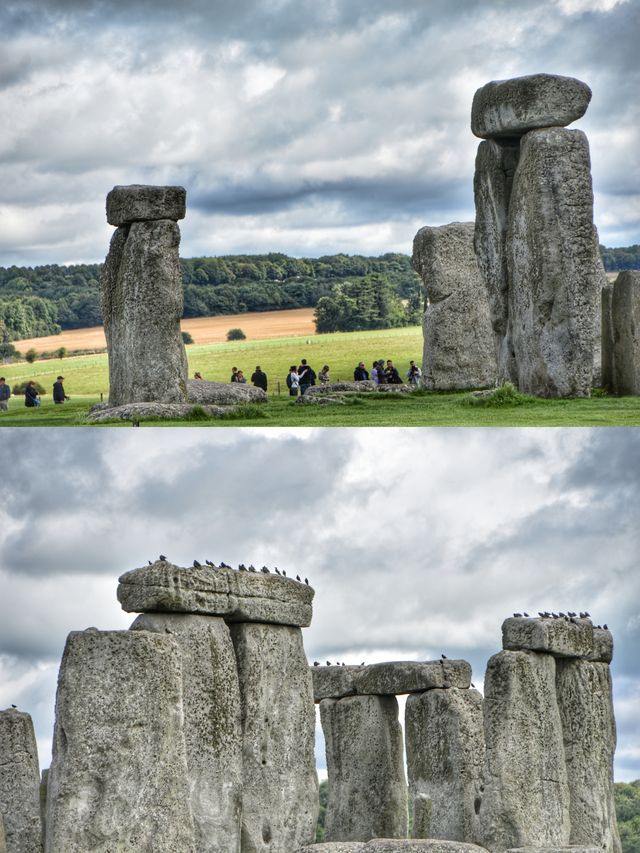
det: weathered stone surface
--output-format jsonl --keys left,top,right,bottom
{"left": 106, "top": 184, "right": 186, "bottom": 225}
{"left": 471, "top": 74, "right": 591, "bottom": 139}
{"left": 412, "top": 222, "right": 496, "bottom": 390}
{"left": 45, "top": 629, "right": 196, "bottom": 853}
{"left": 231, "top": 622, "right": 318, "bottom": 852}
{"left": 366, "top": 842, "right": 491, "bottom": 852}
{"left": 405, "top": 687, "right": 484, "bottom": 841}
{"left": 556, "top": 660, "right": 621, "bottom": 853}
{"left": 130, "top": 614, "right": 242, "bottom": 853}
{"left": 412, "top": 793, "right": 433, "bottom": 840}
{"left": 87, "top": 401, "right": 231, "bottom": 422}
{"left": 474, "top": 140, "right": 521, "bottom": 385}
{"left": 39, "top": 771, "right": 47, "bottom": 851}
{"left": 186, "top": 379, "right": 268, "bottom": 405}
{"left": 297, "top": 845, "right": 365, "bottom": 852}
{"left": 478, "top": 650, "right": 570, "bottom": 852}
{"left": 612, "top": 271, "right": 640, "bottom": 395}
{"left": 312, "top": 665, "right": 363, "bottom": 701}
{"left": 320, "top": 695, "right": 407, "bottom": 842}
{"left": 507, "top": 848, "right": 600, "bottom": 853}
{"left": 507, "top": 128, "right": 601, "bottom": 397}
{"left": 601, "top": 283, "right": 615, "bottom": 391}
{"left": 0, "top": 814, "right": 6, "bottom": 853}
{"left": 354, "top": 660, "right": 472, "bottom": 696}
{"left": 102, "top": 219, "right": 188, "bottom": 405}
{"left": 118, "top": 560, "right": 313, "bottom": 627}
{"left": 0, "top": 709, "right": 42, "bottom": 853}
{"left": 502, "top": 617, "right": 593, "bottom": 658}
{"left": 589, "top": 627, "right": 614, "bottom": 664}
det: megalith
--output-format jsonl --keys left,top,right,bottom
{"left": 412, "top": 222, "right": 495, "bottom": 390}
{"left": 130, "top": 613, "right": 243, "bottom": 853}
{"left": 101, "top": 184, "right": 188, "bottom": 406}
{"left": 320, "top": 694, "right": 408, "bottom": 842}
{"left": 556, "top": 659, "right": 621, "bottom": 853}
{"left": 0, "top": 815, "right": 6, "bottom": 853}
{"left": 601, "top": 283, "right": 615, "bottom": 391}
{"left": 0, "top": 709, "right": 42, "bottom": 853}
{"left": 478, "top": 649, "right": 570, "bottom": 852}
{"left": 611, "top": 270, "right": 640, "bottom": 395}
{"left": 45, "top": 629, "right": 196, "bottom": 853}
{"left": 230, "top": 622, "right": 318, "bottom": 852}
{"left": 405, "top": 687, "right": 484, "bottom": 842}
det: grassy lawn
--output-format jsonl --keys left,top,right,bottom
{"left": 2, "top": 324, "right": 639, "bottom": 426}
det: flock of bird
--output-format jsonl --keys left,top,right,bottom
{"left": 314, "top": 653, "right": 450, "bottom": 668}
{"left": 150, "top": 556, "right": 309, "bottom": 585}
{"left": 512, "top": 611, "right": 608, "bottom": 629}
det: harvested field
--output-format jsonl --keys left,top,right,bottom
{"left": 13, "top": 307, "right": 317, "bottom": 354}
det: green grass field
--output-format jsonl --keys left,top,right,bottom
{"left": 2, "top": 325, "right": 640, "bottom": 426}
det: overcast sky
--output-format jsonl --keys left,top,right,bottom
{"left": 0, "top": 0, "right": 638, "bottom": 268}
{"left": 0, "top": 427, "right": 638, "bottom": 782}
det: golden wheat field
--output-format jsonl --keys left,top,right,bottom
{"left": 13, "top": 307, "right": 317, "bottom": 354}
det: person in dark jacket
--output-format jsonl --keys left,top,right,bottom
{"left": 53, "top": 376, "right": 69, "bottom": 403}
{"left": 0, "top": 377, "right": 10, "bottom": 412}
{"left": 251, "top": 366, "right": 268, "bottom": 392}
{"left": 25, "top": 381, "right": 40, "bottom": 407}
{"left": 353, "top": 362, "right": 369, "bottom": 381}
{"left": 297, "top": 359, "right": 316, "bottom": 396}
{"left": 385, "top": 360, "right": 402, "bottom": 384}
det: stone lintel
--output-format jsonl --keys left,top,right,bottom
{"left": 106, "top": 184, "right": 186, "bottom": 226}
{"left": 118, "top": 560, "right": 313, "bottom": 628}
{"left": 502, "top": 616, "right": 594, "bottom": 658}
{"left": 312, "top": 660, "right": 471, "bottom": 701}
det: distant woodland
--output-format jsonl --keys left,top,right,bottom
{"left": 0, "top": 245, "right": 638, "bottom": 342}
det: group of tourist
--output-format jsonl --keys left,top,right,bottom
{"left": 0, "top": 376, "right": 70, "bottom": 411}
{"left": 353, "top": 359, "right": 422, "bottom": 386}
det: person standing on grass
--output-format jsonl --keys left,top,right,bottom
{"left": 354, "top": 362, "right": 369, "bottom": 381}
{"left": 385, "top": 360, "right": 402, "bottom": 384}
{"left": 318, "top": 365, "right": 330, "bottom": 384}
{"left": 25, "top": 381, "right": 40, "bottom": 407}
{"left": 235, "top": 370, "right": 247, "bottom": 384}
{"left": 251, "top": 366, "right": 268, "bottom": 392}
{"left": 286, "top": 365, "right": 300, "bottom": 397}
{"left": 297, "top": 358, "right": 316, "bottom": 396}
{"left": 406, "top": 360, "right": 422, "bottom": 385}
{"left": 0, "top": 378, "right": 10, "bottom": 412}
{"left": 53, "top": 376, "right": 69, "bottom": 403}
{"left": 230, "top": 367, "right": 239, "bottom": 382}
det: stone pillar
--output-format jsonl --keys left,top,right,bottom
{"left": 601, "top": 283, "right": 615, "bottom": 391}
{"left": 611, "top": 270, "right": 640, "bottom": 394}
{"left": 45, "top": 629, "right": 196, "bottom": 853}
{"left": 320, "top": 695, "right": 407, "bottom": 842}
{"left": 131, "top": 613, "right": 243, "bottom": 853}
{"left": 101, "top": 184, "right": 188, "bottom": 406}
{"left": 412, "top": 222, "right": 495, "bottom": 390}
{"left": 39, "top": 771, "right": 47, "bottom": 852}
{"left": 0, "top": 709, "right": 42, "bottom": 853}
{"left": 0, "top": 814, "right": 6, "bottom": 853}
{"left": 405, "top": 687, "right": 484, "bottom": 841}
{"left": 230, "top": 622, "right": 318, "bottom": 853}
{"left": 478, "top": 650, "right": 571, "bottom": 852}
{"left": 556, "top": 658, "right": 621, "bottom": 853}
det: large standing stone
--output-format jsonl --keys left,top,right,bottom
{"left": 471, "top": 74, "right": 592, "bottom": 139}
{"left": 611, "top": 270, "right": 640, "bottom": 395}
{"left": 130, "top": 614, "right": 243, "bottom": 853}
{"left": 556, "top": 659, "right": 621, "bottom": 853}
{"left": 478, "top": 650, "right": 570, "bottom": 852}
{"left": 507, "top": 128, "right": 601, "bottom": 396}
{"left": 0, "top": 709, "right": 42, "bottom": 853}
{"left": 601, "top": 283, "right": 615, "bottom": 391}
{"left": 45, "top": 629, "right": 196, "bottom": 853}
{"left": 405, "top": 688, "right": 484, "bottom": 842}
{"left": 473, "top": 140, "right": 521, "bottom": 384}
{"left": 412, "top": 222, "right": 495, "bottom": 390}
{"left": 320, "top": 695, "right": 407, "bottom": 842}
{"left": 102, "top": 187, "right": 188, "bottom": 407}
{"left": 230, "top": 622, "right": 318, "bottom": 853}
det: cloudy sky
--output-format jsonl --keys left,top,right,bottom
{"left": 0, "top": 427, "right": 638, "bottom": 782}
{"left": 0, "top": 0, "right": 638, "bottom": 268}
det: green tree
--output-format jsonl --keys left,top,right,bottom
{"left": 25, "top": 348, "right": 37, "bottom": 364}
{"left": 57, "top": 346, "right": 67, "bottom": 359}
{"left": 181, "top": 331, "right": 194, "bottom": 344}
{"left": 616, "top": 780, "right": 640, "bottom": 853}
{"left": 226, "top": 328, "right": 246, "bottom": 341}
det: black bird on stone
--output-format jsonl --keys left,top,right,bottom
{"left": 305, "top": 578, "right": 309, "bottom": 585}
{"left": 441, "top": 654, "right": 447, "bottom": 659}
{"left": 249, "top": 565, "right": 257, "bottom": 573}
{"left": 313, "top": 661, "right": 320, "bottom": 666}
{"left": 193, "top": 560, "right": 201, "bottom": 568}
{"left": 159, "top": 554, "right": 167, "bottom": 561}
{"left": 523, "top": 612, "right": 529, "bottom": 617}
{"left": 296, "top": 574, "right": 301, "bottom": 582}
{"left": 239, "top": 564, "right": 247, "bottom": 571}
{"left": 275, "top": 568, "right": 281, "bottom": 575}
{"left": 205, "top": 559, "right": 214, "bottom": 567}
{"left": 513, "top": 613, "right": 522, "bottom": 618}
{"left": 261, "top": 567, "right": 270, "bottom": 574}
{"left": 148, "top": 560, "right": 152, "bottom": 565}
{"left": 282, "top": 569, "right": 287, "bottom": 577}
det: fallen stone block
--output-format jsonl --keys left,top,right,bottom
{"left": 354, "top": 659, "right": 472, "bottom": 696}
{"left": 502, "top": 616, "right": 593, "bottom": 658}
{"left": 231, "top": 622, "right": 318, "bottom": 852}
{"left": 611, "top": 271, "right": 640, "bottom": 395}
{"left": 471, "top": 74, "right": 591, "bottom": 139}
{"left": 106, "top": 184, "right": 186, "bottom": 225}
{"left": 45, "top": 629, "right": 196, "bottom": 853}
{"left": 320, "top": 695, "right": 407, "bottom": 841}
{"left": 405, "top": 687, "right": 484, "bottom": 841}
{"left": 0, "top": 708, "right": 42, "bottom": 853}
{"left": 87, "top": 401, "right": 230, "bottom": 422}
{"left": 130, "top": 614, "right": 242, "bottom": 853}
{"left": 186, "top": 379, "right": 268, "bottom": 405}
{"left": 118, "top": 560, "right": 314, "bottom": 627}
{"left": 556, "top": 660, "right": 621, "bottom": 853}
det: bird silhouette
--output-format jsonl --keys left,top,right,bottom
{"left": 275, "top": 568, "right": 281, "bottom": 575}
{"left": 249, "top": 565, "right": 257, "bottom": 573}
{"left": 11, "top": 704, "right": 17, "bottom": 709}
{"left": 513, "top": 613, "right": 522, "bottom": 618}
{"left": 282, "top": 569, "right": 287, "bottom": 577}
{"left": 205, "top": 559, "right": 214, "bottom": 567}
{"left": 441, "top": 654, "right": 447, "bottom": 659}
{"left": 305, "top": 578, "right": 309, "bottom": 585}
{"left": 239, "top": 564, "right": 247, "bottom": 571}
{"left": 313, "top": 661, "right": 320, "bottom": 666}
{"left": 159, "top": 554, "right": 167, "bottom": 561}
{"left": 326, "top": 661, "right": 332, "bottom": 666}
{"left": 193, "top": 560, "right": 201, "bottom": 568}
{"left": 148, "top": 560, "right": 152, "bottom": 565}
{"left": 523, "top": 612, "right": 529, "bottom": 617}
{"left": 261, "top": 567, "right": 270, "bottom": 574}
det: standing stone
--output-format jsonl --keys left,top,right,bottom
{"left": 320, "top": 695, "right": 407, "bottom": 842}
{"left": 611, "top": 270, "right": 640, "bottom": 395}
{"left": 478, "top": 650, "right": 570, "bottom": 852}
{"left": 45, "top": 629, "right": 196, "bottom": 853}
{"left": 412, "top": 222, "right": 496, "bottom": 390}
{"left": 0, "top": 709, "right": 42, "bottom": 853}
{"left": 601, "top": 283, "right": 615, "bottom": 391}
{"left": 101, "top": 185, "right": 188, "bottom": 406}
{"left": 131, "top": 613, "right": 243, "bottom": 853}
{"left": 0, "top": 814, "right": 6, "bottom": 853}
{"left": 507, "top": 128, "right": 601, "bottom": 396}
{"left": 556, "top": 659, "right": 621, "bottom": 853}
{"left": 473, "top": 139, "right": 520, "bottom": 384}
{"left": 230, "top": 623, "right": 318, "bottom": 853}
{"left": 405, "top": 688, "right": 484, "bottom": 842}
{"left": 39, "top": 771, "right": 47, "bottom": 852}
